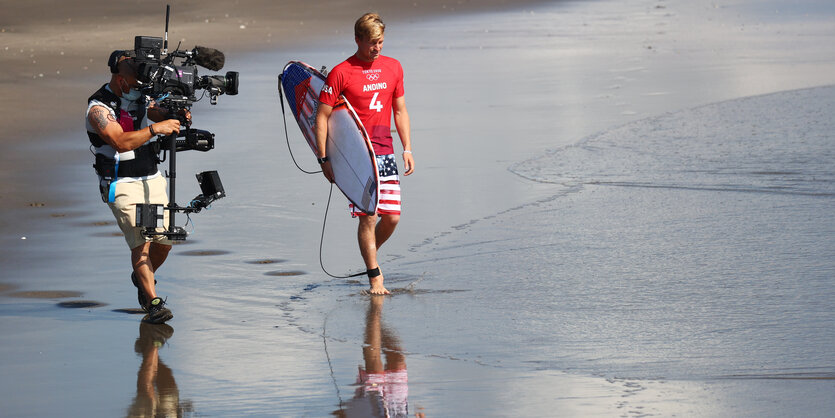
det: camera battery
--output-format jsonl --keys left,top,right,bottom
{"left": 135, "top": 204, "right": 165, "bottom": 228}
{"left": 134, "top": 36, "right": 163, "bottom": 61}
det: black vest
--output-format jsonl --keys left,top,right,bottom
{"left": 88, "top": 84, "right": 157, "bottom": 178}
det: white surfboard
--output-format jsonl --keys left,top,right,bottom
{"left": 280, "top": 61, "right": 379, "bottom": 214}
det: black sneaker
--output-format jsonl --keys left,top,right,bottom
{"left": 144, "top": 297, "right": 173, "bottom": 324}
{"left": 135, "top": 322, "right": 174, "bottom": 354}
{"left": 131, "top": 272, "right": 156, "bottom": 312}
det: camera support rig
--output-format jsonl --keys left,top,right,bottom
{"left": 134, "top": 5, "right": 235, "bottom": 241}
{"left": 136, "top": 124, "right": 226, "bottom": 241}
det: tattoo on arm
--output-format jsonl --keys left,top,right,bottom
{"left": 90, "top": 107, "right": 117, "bottom": 131}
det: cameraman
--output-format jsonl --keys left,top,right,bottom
{"left": 86, "top": 51, "right": 182, "bottom": 324}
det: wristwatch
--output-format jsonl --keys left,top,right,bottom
{"left": 317, "top": 156, "right": 329, "bottom": 164}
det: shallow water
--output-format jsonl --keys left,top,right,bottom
{"left": 456, "top": 86, "right": 835, "bottom": 379}
{"left": 302, "top": 87, "right": 835, "bottom": 415}
{"left": 2, "top": 0, "right": 835, "bottom": 416}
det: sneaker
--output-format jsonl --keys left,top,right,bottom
{"left": 144, "top": 297, "right": 173, "bottom": 324}
{"left": 131, "top": 272, "right": 156, "bottom": 312}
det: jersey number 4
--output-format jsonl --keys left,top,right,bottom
{"left": 369, "top": 92, "right": 383, "bottom": 113}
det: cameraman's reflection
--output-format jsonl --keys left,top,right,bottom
{"left": 127, "top": 322, "right": 192, "bottom": 417}
{"left": 335, "top": 296, "right": 425, "bottom": 418}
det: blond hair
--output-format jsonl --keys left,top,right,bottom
{"left": 354, "top": 13, "right": 385, "bottom": 41}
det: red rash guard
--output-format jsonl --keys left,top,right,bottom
{"left": 319, "top": 55, "right": 405, "bottom": 155}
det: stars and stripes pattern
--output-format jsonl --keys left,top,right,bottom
{"left": 351, "top": 154, "right": 401, "bottom": 216}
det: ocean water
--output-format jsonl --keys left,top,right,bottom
{"left": 2, "top": 0, "right": 835, "bottom": 416}
{"left": 421, "top": 86, "right": 835, "bottom": 379}
{"left": 297, "top": 87, "right": 835, "bottom": 416}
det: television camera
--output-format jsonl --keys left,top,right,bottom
{"left": 133, "top": 5, "right": 238, "bottom": 241}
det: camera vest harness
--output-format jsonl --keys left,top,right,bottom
{"left": 87, "top": 84, "right": 158, "bottom": 179}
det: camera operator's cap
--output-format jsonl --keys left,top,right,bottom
{"left": 107, "top": 49, "right": 136, "bottom": 74}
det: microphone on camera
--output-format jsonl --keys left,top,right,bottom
{"left": 192, "top": 46, "right": 225, "bottom": 71}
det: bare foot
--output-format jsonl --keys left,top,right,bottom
{"left": 369, "top": 274, "right": 390, "bottom": 295}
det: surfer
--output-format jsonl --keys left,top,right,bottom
{"left": 315, "top": 13, "right": 414, "bottom": 295}
{"left": 86, "top": 51, "right": 182, "bottom": 323}
{"left": 333, "top": 295, "right": 421, "bottom": 417}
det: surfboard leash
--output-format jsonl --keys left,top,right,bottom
{"left": 320, "top": 183, "right": 370, "bottom": 279}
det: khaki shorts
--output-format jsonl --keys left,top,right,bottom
{"left": 107, "top": 175, "right": 173, "bottom": 249}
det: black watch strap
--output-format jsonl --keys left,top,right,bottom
{"left": 317, "top": 156, "right": 329, "bottom": 164}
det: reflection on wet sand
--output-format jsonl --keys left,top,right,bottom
{"left": 334, "top": 296, "right": 425, "bottom": 418}
{"left": 7, "top": 290, "right": 83, "bottom": 299}
{"left": 127, "top": 323, "right": 193, "bottom": 417}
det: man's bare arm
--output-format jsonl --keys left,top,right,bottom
{"left": 314, "top": 102, "right": 335, "bottom": 182}
{"left": 393, "top": 96, "right": 414, "bottom": 175}
{"left": 89, "top": 106, "right": 117, "bottom": 132}
{"left": 88, "top": 105, "right": 182, "bottom": 152}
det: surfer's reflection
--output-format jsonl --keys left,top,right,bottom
{"left": 334, "top": 296, "right": 425, "bottom": 418}
{"left": 126, "top": 322, "right": 193, "bottom": 417}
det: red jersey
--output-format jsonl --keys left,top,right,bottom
{"left": 319, "top": 55, "right": 405, "bottom": 155}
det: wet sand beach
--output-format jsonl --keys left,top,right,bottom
{"left": 2, "top": 0, "right": 835, "bottom": 416}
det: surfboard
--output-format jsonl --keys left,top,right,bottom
{"left": 280, "top": 61, "right": 379, "bottom": 214}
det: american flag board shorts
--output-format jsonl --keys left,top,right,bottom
{"left": 351, "top": 154, "right": 401, "bottom": 216}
